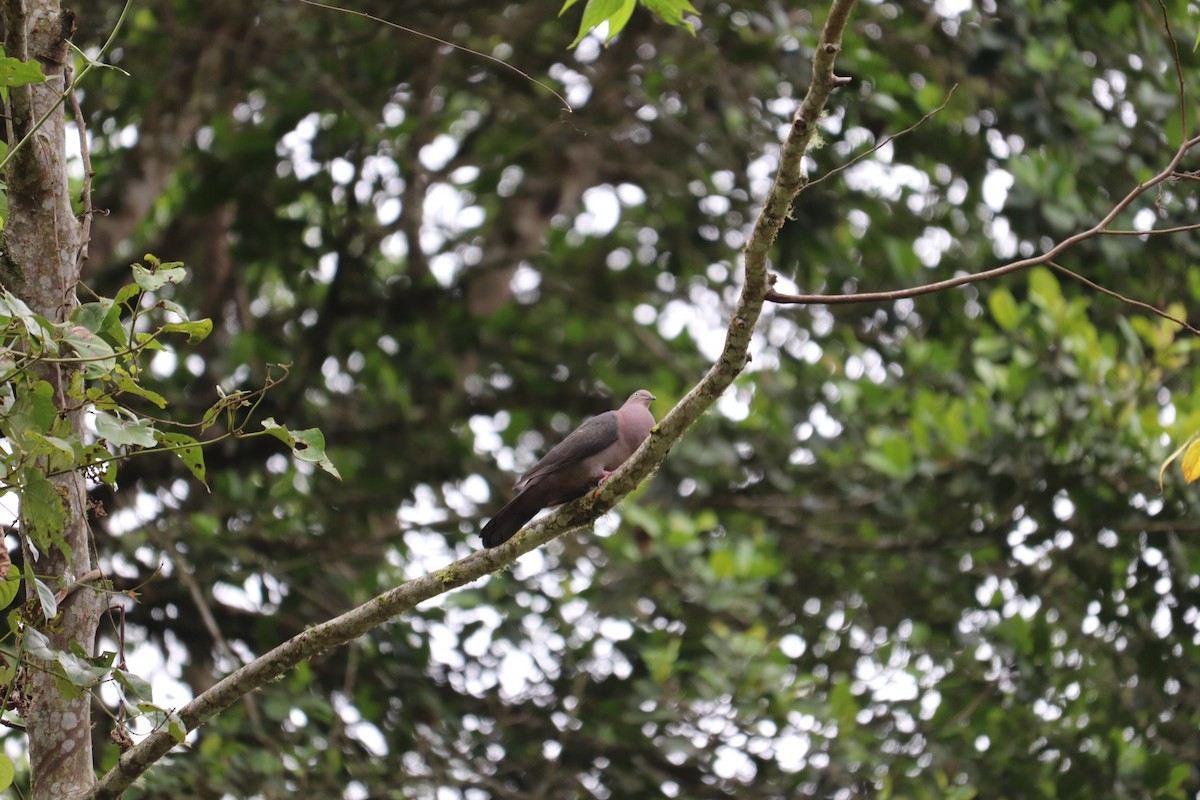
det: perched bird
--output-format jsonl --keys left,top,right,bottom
{"left": 480, "top": 390, "right": 656, "bottom": 548}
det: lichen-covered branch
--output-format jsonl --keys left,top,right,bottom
{"left": 85, "top": 1, "right": 858, "bottom": 796}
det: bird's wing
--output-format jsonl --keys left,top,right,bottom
{"left": 514, "top": 411, "right": 619, "bottom": 490}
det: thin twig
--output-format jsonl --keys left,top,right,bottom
{"left": 0, "top": 0, "right": 134, "bottom": 177}
{"left": 1049, "top": 260, "right": 1200, "bottom": 336}
{"left": 1157, "top": 0, "right": 1187, "bottom": 144}
{"left": 54, "top": 568, "right": 103, "bottom": 604}
{"left": 293, "top": 0, "right": 572, "bottom": 112}
{"left": 1101, "top": 222, "right": 1200, "bottom": 236}
{"left": 66, "top": 65, "right": 94, "bottom": 274}
{"left": 806, "top": 84, "right": 958, "bottom": 191}
{"left": 764, "top": 133, "right": 1200, "bottom": 307}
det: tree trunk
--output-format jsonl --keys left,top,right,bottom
{"left": 1, "top": 2, "right": 103, "bottom": 797}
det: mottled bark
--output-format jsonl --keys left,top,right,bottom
{"left": 1, "top": 1, "right": 104, "bottom": 798}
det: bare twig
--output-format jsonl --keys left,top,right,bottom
{"left": 293, "top": 0, "right": 572, "bottom": 112}
{"left": 66, "top": 66, "right": 94, "bottom": 274}
{"left": 764, "top": 133, "right": 1200, "bottom": 308}
{"left": 806, "top": 84, "right": 958, "bottom": 191}
{"left": 1049, "top": 261, "right": 1200, "bottom": 336}
{"left": 1157, "top": 0, "right": 1187, "bottom": 144}
{"left": 1101, "top": 222, "right": 1200, "bottom": 236}
{"left": 54, "top": 568, "right": 103, "bottom": 604}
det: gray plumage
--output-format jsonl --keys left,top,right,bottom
{"left": 480, "top": 390, "right": 656, "bottom": 548}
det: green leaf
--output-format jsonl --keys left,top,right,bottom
{"left": 643, "top": 637, "right": 681, "bottom": 683}
{"left": 565, "top": 0, "right": 637, "bottom": 47}
{"left": 156, "top": 431, "right": 208, "bottom": 488}
{"left": 56, "top": 649, "right": 110, "bottom": 687}
{"left": 709, "top": 548, "right": 735, "bottom": 579}
{"left": 641, "top": 0, "right": 698, "bottom": 32}
{"left": 161, "top": 318, "right": 213, "bottom": 344}
{"left": 0, "top": 55, "right": 46, "bottom": 87}
{"left": 115, "top": 667, "right": 154, "bottom": 702}
{"left": 0, "top": 753, "right": 14, "bottom": 792}
{"left": 22, "top": 625, "right": 54, "bottom": 660}
{"left": 260, "top": 416, "right": 293, "bottom": 444}
{"left": 0, "top": 291, "right": 54, "bottom": 347}
{"left": 73, "top": 641, "right": 114, "bottom": 667}
{"left": 138, "top": 702, "right": 189, "bottom": 743}
{"left": 33, "top": 577, "right": 57, "bottom": 622}
{"left": 9, "top": 378, "right": 57, "bottom": 438}
{"left": 114, "top": 282, "right": 142, "bottom": 308}
{"left": 290, "top": 427, "right": 342, "bottom": 479}
{"left": 63, "top": 325, "right": 117, "bottom": 377}
{"left": 1166, "top": 762, "right": 1191, "bottom": 790}
{"left": 132, "top": 263, "right": 187, "bottom": 292}
{"left": 1027, "top": 267, "right": 1064, "bottom": 314}
{"left": 988, "top": 286, "right": 1020, "bottom": 332}
{"left": 93, "top": 410, "right": 158, "bottom": 448}
{"left": 20, "top": 469, "right": 67, "bottom": 555}
{"left": 261, "top": 418, "right": 341, "bottom": 478}
{"left": 863, "top": 431, "right": 914, "bottom": 480}
{"left": 77, "top": 442, "right": 117, "bottom": 486}
{"left": 71, "top": 299, "right": 116, "bottom": 334}
{"left": 167, "top": 710, "right": 188, "bottom": 743}
{"left": 157, "top": 298, "right": 192, "bottom": 320}
{"left": 115, "top": 374, "right": 168, "bottom": 408}
{"left": 829, "top": 677, "right": 859, "bottom": 729}
{"left": 0, "top": 565, "right": 17, "bottom": 608}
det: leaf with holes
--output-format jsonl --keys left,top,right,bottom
{"left": 156, "top": 431, "right": 208, "bottom": 488}
{"left": 132, "top": 262, "right": 186, "bottom": 292}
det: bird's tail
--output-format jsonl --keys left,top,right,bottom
{"left": 480, "top": 491, "right": 545, "bottom": 548}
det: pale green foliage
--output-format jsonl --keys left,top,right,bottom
{"left": 561, "top": 0, "right": 698, "bottom": 47}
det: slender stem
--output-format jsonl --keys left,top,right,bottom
{"left": 766, "top": 132, "right": 1200, "bottom": 310}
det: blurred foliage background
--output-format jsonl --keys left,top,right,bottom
{"left": 11, "top": 0, "right": 1200, "bottom": 796}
